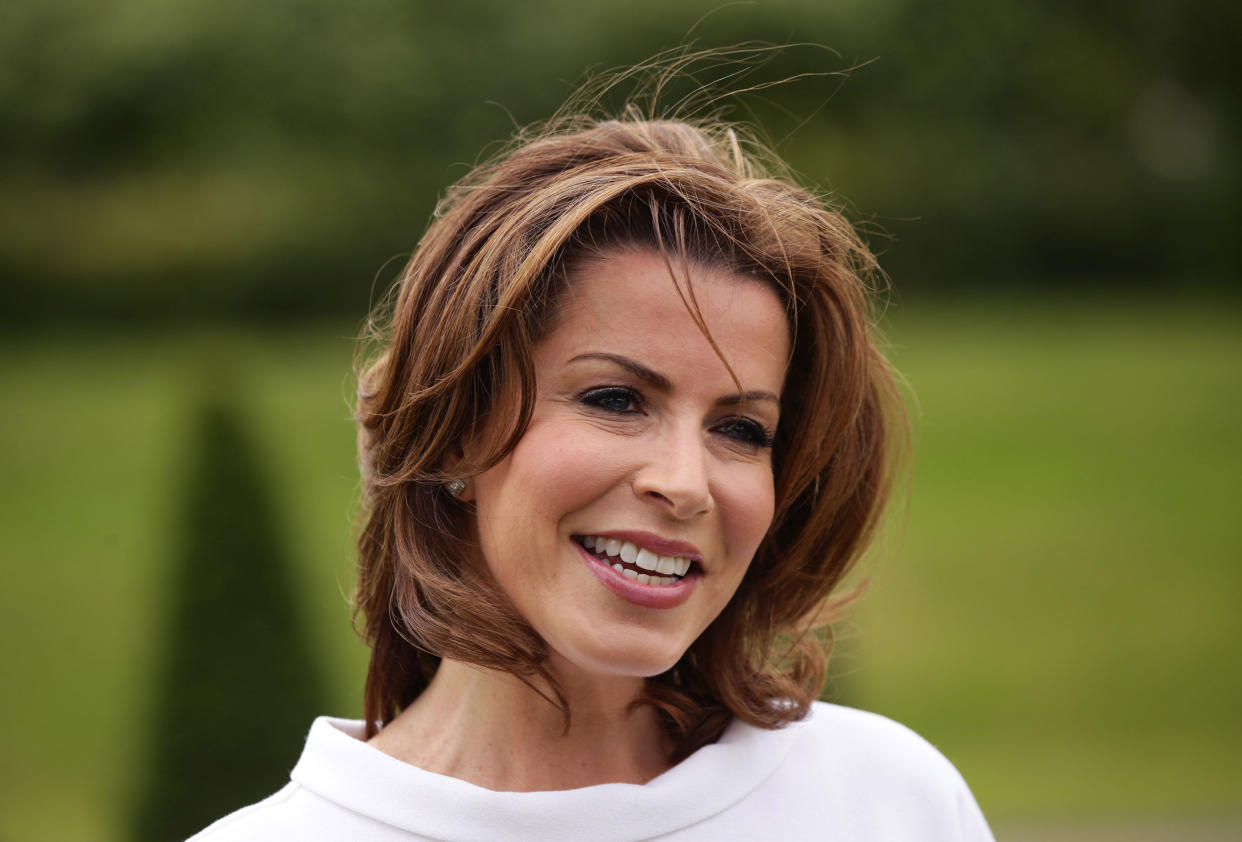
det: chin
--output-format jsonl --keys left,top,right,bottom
{"left": 554, "top": 631, "right": 691, "bottom": 682}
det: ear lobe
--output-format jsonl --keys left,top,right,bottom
{"left": 445, "top": 477, "right": 476, "bottom": 502}
{"left": 442, "top": 443, "right": 476, "bottom": 502}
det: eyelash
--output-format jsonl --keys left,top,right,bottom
{"left": 578, "top": 387, "right": 776, "bottom": 450}
{"left": 716, "top": 416, "right": 777, "bottom": 449}
{"left": 580, "top": 386, "right": 641, "bottom": 414}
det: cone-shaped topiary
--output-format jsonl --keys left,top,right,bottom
{"left": 131, "top": 395, "right": 330, "bottom": 841}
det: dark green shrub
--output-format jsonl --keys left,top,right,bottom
{"left": 131, "top": 396, "right": 329, "bottom": 841}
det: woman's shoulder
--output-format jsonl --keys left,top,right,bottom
{"left": 791, "top": 701, "right": 976, "bottom": 791}
{"left": 186, "top": 782, "right": 304, "bottom": 841}
{"left": 759, "top": 701, "right": 992, "bottom": 840}
{"left": 801, "top": 701, "right": 962, "bottom": 759}
{"left": 187, "top": 778, "right": 415, "bottom": 842}
{"left": 186, "top": 718, "right": 413, "bottom": 842}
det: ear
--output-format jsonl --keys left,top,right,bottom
{"left": 443, "top": 443, "right": 476, "bottom": 503}
{"left": 446, "top": 477, "right": 475, "bottom": 503}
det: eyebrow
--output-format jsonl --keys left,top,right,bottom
{"left": 567, "top": 352, "right": 781, "bottom": 407}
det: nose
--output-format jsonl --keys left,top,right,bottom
{"left": 632, "top": 423, "right": 714, "bottom": 519}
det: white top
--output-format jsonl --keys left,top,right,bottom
{"left": 189, "top": 702, "right": 994, "bottom": 841}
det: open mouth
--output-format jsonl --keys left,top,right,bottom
{"left": 574, "top": 535, "right": 697, "bottom": 587}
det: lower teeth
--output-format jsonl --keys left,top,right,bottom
{"left": 609, "top": 560, "right": 677, "bottom": 586}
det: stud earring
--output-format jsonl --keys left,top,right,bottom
{"left": 445, "top": 479, "right": 466, "bottom": 498}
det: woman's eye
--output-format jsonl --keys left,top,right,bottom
{"left": 580, "top": 387, "right": 642, "bottom": 414}
{"left": 715, "top": 417, "right": 776, "bottom": 449}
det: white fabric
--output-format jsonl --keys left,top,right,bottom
{"left": 189, "top": 701, "right": 994, "bottom": 841}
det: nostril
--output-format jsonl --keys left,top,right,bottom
{"left": 632, "top": 462, "right": 713, "bottom": 518}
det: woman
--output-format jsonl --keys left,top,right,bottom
{"left": 192, "top": 112, "right": 994, "bottom": 839}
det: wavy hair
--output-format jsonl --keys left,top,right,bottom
{"left": 354, "top": 103, "right": 901, "bottom": 761}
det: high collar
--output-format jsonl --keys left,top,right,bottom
{"left": 290, "top": 713, "right": 800, "bottom": 842}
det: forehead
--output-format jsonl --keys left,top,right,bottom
{"left": 539, "top": 248, "right": 790, "bottom": 386}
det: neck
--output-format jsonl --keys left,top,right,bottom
{"left": 367, "top": 658, "right": 671, "bottom": 791}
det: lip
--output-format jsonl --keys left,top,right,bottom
{"left": 573, "top": 540, "right": 700, "bottom": 610}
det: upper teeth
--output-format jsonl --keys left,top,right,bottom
{"left": 582, "top": 536, "right": 692, "bottom": 577}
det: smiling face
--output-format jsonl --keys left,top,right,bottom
{"left": 470, "top": 248, "right": 790, "bottom": 681}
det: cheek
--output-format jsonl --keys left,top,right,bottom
{"left": 716, "top": 466, "right": 777, "bottom": 560}
{"left": 475, "top": 422, "right": 634, "bottom": 545}
{"left": 517, "top": 426, "right": 625, "bottom": 509}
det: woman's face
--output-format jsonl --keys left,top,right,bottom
{"left": 471, "top": 249, "right": 790, "bottom": 680}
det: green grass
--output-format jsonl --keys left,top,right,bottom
{"left": 0, "top": 327, "right": 368, "bottom": 842}
{"left": 1, "top": 299, "right": 1239, "bottom": 841}
{"left": 851, "top": 298, "right": 1242, "bottom": 819}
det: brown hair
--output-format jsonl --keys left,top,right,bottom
{"left": 354, "top": 103, "right": 901, "bottom": 761}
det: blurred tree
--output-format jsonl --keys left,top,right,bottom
{"left": 130, "top": 393, "right": 329, "bottom": 841}
{"left": 0, "top": 0, "right": 1236, "bottom": 322}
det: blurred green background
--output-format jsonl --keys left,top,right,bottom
{"left": 2, "top": 1, "right": 1239, "bottom": 840}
